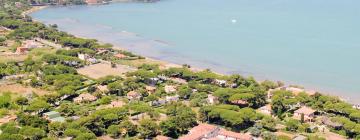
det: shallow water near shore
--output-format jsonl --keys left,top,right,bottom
{"left": 31, "top": 0, "right": 360, "bottom": 103}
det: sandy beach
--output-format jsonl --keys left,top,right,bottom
{"left": 22, "top": 6, "right": 48, "bottom": 17}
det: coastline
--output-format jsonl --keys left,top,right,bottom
{"left": 22, "top": 5, "right": 48, "bottom": 17}
{"left": 26, "top": 6, "right": 356, "bottom": 104}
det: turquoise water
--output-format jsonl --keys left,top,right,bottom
{"left": 31, "top": 0, "right": 360, "bottom": 103}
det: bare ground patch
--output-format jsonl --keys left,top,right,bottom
{"left": 0, "top": 83, "right": 52, "bottom": 96}
{"left": 77, "top": 61, "right": 136, "bottom": 79}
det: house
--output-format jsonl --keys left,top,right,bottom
{"left": 73, "top": 93, "right": 98, "bottom": 103}
{"left": 179, "top": 123, "right": 252, "bottom": 140}
{"left": 145, "top": 86, "right": 156, "bottom": 94}
{"left": 166, "top": 95, "right": 179, "bottom": 102}
{"left": 155, "top": 135, "right": 171, "bottom": 140}
{"left": 16, "top": 47, "right": 29, "bottom": 54}
{"left": 293, "top": 106, "right": 316, "bottom": 122}
{"left": 217, "top": 129, "right": 253, "bottom": 140}
{"left": 164, "top": 85, "right": 177, "bottom": 93}
{"left": 259, "top": 104, "right": 272, "bottom": 116}
{"left": 127, "top": 91, "right": 142, "bottom": 100}
{"left": 43, "top": 111, "right": 65, "bottom": 122}
{"left": 207, "top": 94, "right": 218, "bottom": 105}
{"left": 114, "top": 53, "right": 127, "bottom": 59}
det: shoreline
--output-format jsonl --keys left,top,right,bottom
{"left": 22, "top": 5, "right": 48, "bottom": 16}
{"left": 26, "top": 6, "right": 357, "bottom": 104}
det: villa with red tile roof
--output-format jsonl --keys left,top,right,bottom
{"left": 179, "top": 123, "right": 252, "bottom": 140}
{"left": 293, "top": 106, "right": 316, "bottom": 122}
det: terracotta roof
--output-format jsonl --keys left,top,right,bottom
{"left": 179, "top": 123, "right": 252, "bottom": 140}
{"left": 155, "top": 135, "right": 171, "bottom": 140}
{"left": 295, "top": 106, "right": 316, "bottom": 115}
{"left": 179, "top": 123, "right": 217, "bottom": 140}
{"left": 114, "top": 53, "right": 127, "bottom": 59}
{"left": 218, "top": 129, "right": 252, "bottom": 140}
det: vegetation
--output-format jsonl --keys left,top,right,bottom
{"left": 0, "top": 1, "right": 359, "bottom": 140}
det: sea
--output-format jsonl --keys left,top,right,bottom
{"left": 30, "top": 0, "right": 360, "bottom": 103}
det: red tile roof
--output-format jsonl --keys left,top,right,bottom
{"left": 218, "top": 129, "right": 252, "bottom": 140}
{"left": 294, "top": 106, "right": 316, "bottom": 115}
{"left": 179, "top": 123, "right": 252, "bottom": 140}
{"left": 179, "top": 123, "right": 217, "bottom": 140}
{"left": 155, "top": 135, "right": 171, "bottom": 140}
